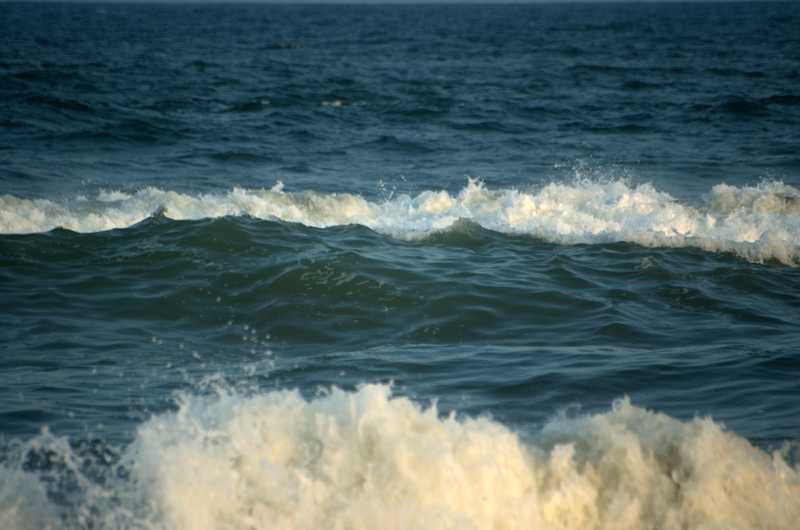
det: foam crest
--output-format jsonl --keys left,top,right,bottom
{"left": 2, "top": 385, "right": 798, "bottom": 530}
{"left": 1, "top": 179, "right": 798, "bottom": 264}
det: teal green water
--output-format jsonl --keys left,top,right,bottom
{"left": 3, "top": 212, "right": 799, "bottom": 444}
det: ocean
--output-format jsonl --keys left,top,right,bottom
{"left": 1, "top": 2, "right": 799, "bottom": 529}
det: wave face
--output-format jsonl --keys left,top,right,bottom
{"left": 2, "top": 179, "right": 799, "bottom": 265}
{"left": 1, "top": 385, "right": 798, "bottom": 530}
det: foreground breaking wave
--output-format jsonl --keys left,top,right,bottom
{"left": 1, "top": 385, "right": 798, "bottom": 530}
{"left": 2, "top": 179, "right": 800, "bottom": 265}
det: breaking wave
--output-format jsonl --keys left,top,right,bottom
{"left": 1, "top": 384, "right": 798, "bottom": 530}
{"left": 2, "top": 179, "right": 799, "bottom": 265}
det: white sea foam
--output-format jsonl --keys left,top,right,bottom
{"left": 0, "top": 467, "right": 57, "bottom": 530}
{"left": 1, "top": 179, "right": 799, "bottom": 265}
{"left": 1, "top": 384, "right": 798, "bottom": 530}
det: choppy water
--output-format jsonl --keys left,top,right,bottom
{"left": 1, "top": 3, "right": 799, "bottom": 529}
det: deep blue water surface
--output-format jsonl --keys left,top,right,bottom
{"left": 1, "top": 3, "right": 799, "bottom": 529}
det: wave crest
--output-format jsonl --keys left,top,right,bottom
{"left": 2, "top": 179, "right": 799, "bottom": 265}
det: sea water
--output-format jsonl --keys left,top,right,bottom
{"left": 1, "top": 3, "right": 799, "bottom": 529}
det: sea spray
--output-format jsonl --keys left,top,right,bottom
{"left": 2, "top": 385, "right": 798, "bottom": 530}
{"left": 2, "top": 179, "right": 798, "bottom": 265}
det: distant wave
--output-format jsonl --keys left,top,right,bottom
{"left": 2, "top": 384, "right": 798, "bottom": 530}
{"left": 2, "top": 179, "right": 799, "bottom": 265}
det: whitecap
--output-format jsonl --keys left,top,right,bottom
{"left": 1, "top": 178, "right": 798, "bottom": 265}
{"left": 2, "top": 385, "right": 798, "bottom": 530}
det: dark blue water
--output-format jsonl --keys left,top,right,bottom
{"left": 1, "top": 3, "right": 799, "bottom": 529}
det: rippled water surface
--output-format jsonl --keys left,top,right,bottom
{"left": 1, "top": 3, "right": 799, "bottom": 530}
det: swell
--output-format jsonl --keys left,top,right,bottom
{"left": 3, "top": 213, "right": 798, "bottom": 355}
{"left": 2, "top": 179, "right": 799, "bottom": 266}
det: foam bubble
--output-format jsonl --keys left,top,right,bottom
{"left": 1, "top": 385, "right": 798, "bottom": 530}
{"left": 1, "top": 179, "right": 799, "bottom": 265}
{"left": 0, "top": 466, "right": 58, "bottom": 530}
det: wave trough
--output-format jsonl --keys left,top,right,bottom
{"left": 2, "top": 179, "right": 799, "bottom": 265}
